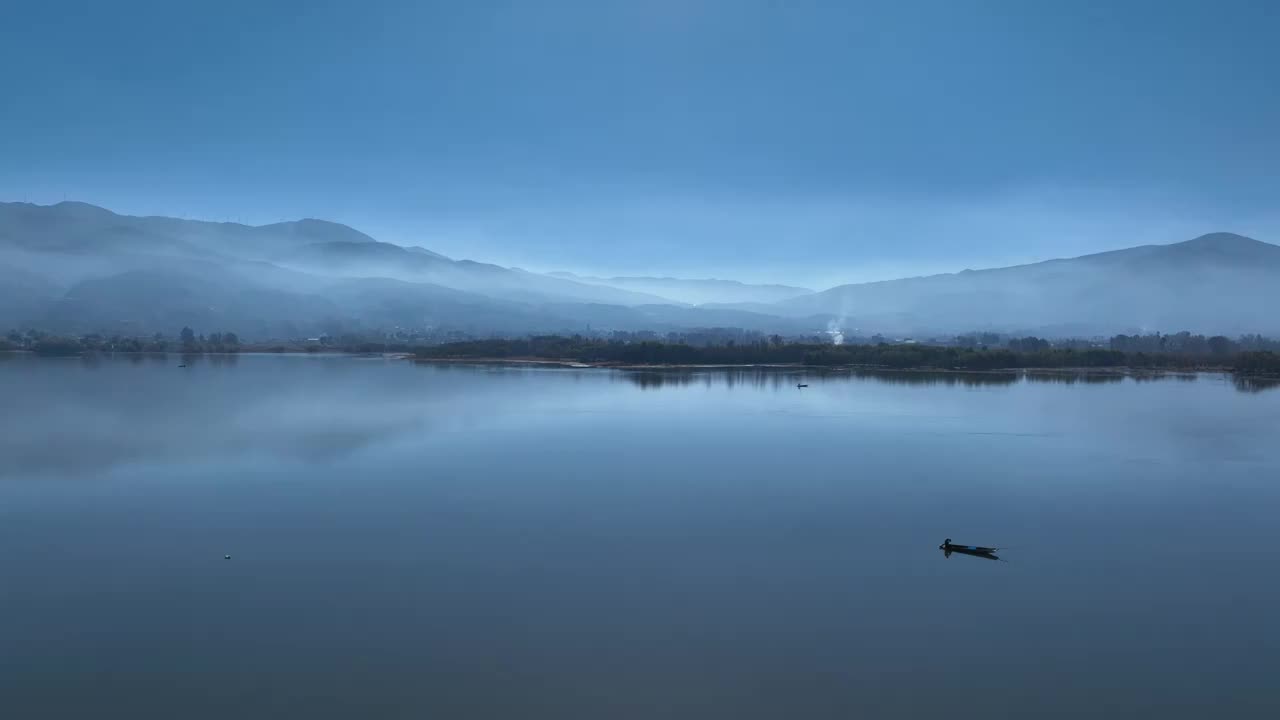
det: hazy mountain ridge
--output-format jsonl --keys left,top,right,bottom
{"left": 776, "top": 233, "right": 1280, "bottom": 335}
{"left": 2, "top": 200, "right": 1276, "bottom": 339}
{"left": 0, "top": 201, "right": 375, "bottom": 261}
{"left": 0, "top": 201, "right": 803, "bottom": 337}
{"left": 548, "top": 271, "right": 814, "bottom": 305}
{"left": 279, "top": 241, "right": 673, "bottom": 306}
{"left": 41, "top": 268, "right": 340, "bottom": 338}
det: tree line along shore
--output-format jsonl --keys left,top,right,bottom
{"left": 413, "top": 335, "right": 1280, "bottom": 376}
{"left": 6, "top": 329, "right": 1280, "bottom": 377}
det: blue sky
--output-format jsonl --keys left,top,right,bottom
{"left": 3, "top": 0, "right": 1278, "bottom": 287}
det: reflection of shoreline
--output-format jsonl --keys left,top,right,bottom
{"left": 414, "top": 357, "right": 1244, "bottom": 382}
{"left": 413, "top": 356, "right": 1217, "bottom": 374}
{"left": 1234, "top": 375, "right": 1280, "bottom": 393}
{"left": 619, "top": 368, "right": 1123, "bottom": 390}
{"left": 13, "top": 350, "right": 1270, "bottom": 386}
{"left": 10, "top": 351, "right": 1272, "bottom": 393}
{"left": 414, "top": 357, "right": 809, "bottom": 370}
{"left": 616, "top": 367, "right": 1280, "bottom": 393}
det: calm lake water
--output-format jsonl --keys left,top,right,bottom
{"left": 3, "top": 354, "right": 1279, "bottom": 718}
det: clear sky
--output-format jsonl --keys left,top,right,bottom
{"left": 3, "top": 0, "right": 1277, "bottom": 287}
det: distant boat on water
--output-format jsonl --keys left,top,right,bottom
{"left": 939, "top": 538, "right": 1002, "bottom": 561}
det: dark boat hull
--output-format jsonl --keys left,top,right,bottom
{"left": 944, "top": 547, "right": 1001, "bottom": 561}
{"left": 940, "top": 541, "right": 999, "bottom": 553}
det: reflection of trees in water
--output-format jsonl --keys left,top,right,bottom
{"left": 628, "top": 372, "right": 693, "bottom": 390}
{"left": 619, "top": 367, "right": 1280, "bottom": 393}
{"left": 624, "top": 369, "right": 803, "bottom": 390}
{"left": 847, "top": 369, "right": 1127, "bottom": 387}
{"left": 622, "top": 368, "right": 1028, "bottom": 389}
{"left": 420, "top": 361, "right": 1274, "bottom": 394}
{"left": 86, "top": 352, "right": 239, "bottom": 368}
{"left": 1026, "top": 372, "right": 1125, "bottom": 386}
{"left": 850, "top": 369, "right": 1020, "bottom": 387}
{"left": 124, "top": 352, "right": 176, "bottom": 365}
{"left": 169, "top": 353, "right": 241, "bottom": 367}
{"left": 1234, "top": 376, "right": 1280, "bottom": 393}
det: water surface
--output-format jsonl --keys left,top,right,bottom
{"left": 2, "top": 354, "right": 1278, "bottom": 718}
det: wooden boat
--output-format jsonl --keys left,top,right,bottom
{"left": 943, "top": 547, "right": 1000, "bottom": 561}
{"left": 939, "top": 538, "right": 998, "bottom": 554}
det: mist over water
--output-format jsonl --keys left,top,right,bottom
{"left": 2, "top": 355, "right": 1279, "bottom": 718}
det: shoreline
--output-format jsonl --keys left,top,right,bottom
{"left": 7, "top": 349, "right": 1276, "bottom": 381}
{"left": 412, "top": 356, "right": 1254, "bottom": 378}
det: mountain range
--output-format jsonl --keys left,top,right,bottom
{"left": 767, "top": 232, "right": 1280, "bottom": 336}
{"left": 546, "top": 272, "right": 813, "bottom": 306}
{"left": 2, "top": 200, "right": 1279, "bottom": 339}
{"left": 0, "top": 201, "right": 823, "bottom": 338}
